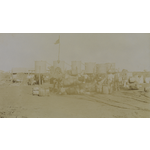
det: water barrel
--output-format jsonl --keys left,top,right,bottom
{"left": 145, "top": 77, "right": 150, "bottom": 83}
{"left": 39, "top": 88, "right": 46, "bottom": 96}
{"left": 32, "top": 87, "right": 40, "bottom": 96}
{"left": 39, "top": 88, "right": 50, "bottom": 96}
{"left": 35, "top": 61, "right": 46, "bottom": 74}
{"left": 111, "top": 63, "right": 116, "bottom": 70}
{"left": 85, "top": 62, "right": 96, "bottom": 74}
{"left": 32, "top": 90, "right": 39, "bottom": 95}
{"left": 96, "top": 64, "right": 107, "bottom": 74}
{"left": 111, "top": 63, "right": 116, "bottom": 73}
{"left": 105, "top": 63, "right": 112, "bottom": 72}
{"left": 53, "top": 61, "right": 65, "bottom": 73}
{"left": 139, "top": 75, "right": 143, "bottom": 84}
{"left": 71, "top": 61, "right": 81, "bottom": 75}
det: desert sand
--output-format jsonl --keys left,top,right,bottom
{"left": 0, "top": 83, "right": 150, "bottom": 118}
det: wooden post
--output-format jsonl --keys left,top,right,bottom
{"left": 39, "top": 66, "right": 41, "bottom": 85}
{"left": 58, "top": 35, "right": 60, "bottom": 62}
{"left": 11, "top": 69, "right": 13, "bottom": 83}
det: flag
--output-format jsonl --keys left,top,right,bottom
{"left": 54, "top": 38, "right": 60, "bottom": 44}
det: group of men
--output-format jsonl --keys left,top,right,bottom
{"left": 27, "top": 69, "right": 122, "bottom": 92}
{"left": 95, "top": 73, "right": 121, "bottom": 91}
{"left": 52, "top": 71, "right": 63, "bottom": 91}
{"left": 78, "top": 72, "right": 121, "bottom": 91}
{"left": 27, "top": 74, "right": 44, "bottom": 85}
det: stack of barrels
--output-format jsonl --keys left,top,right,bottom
{"left": 96, "top": 63, "right": 116, "bottom": 74}
{"left": 32, "top": 86, "right": 50, "bottom": 96}
{"left": 85, "top": 62, "right": 96, "bottom": 74}
{"left": 96, "top": 64, "right": 107, "bottom": 74}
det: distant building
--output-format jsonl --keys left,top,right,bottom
{"left": 12, "top": 68, "right": 28, "bottom": 74}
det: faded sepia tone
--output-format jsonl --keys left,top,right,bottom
{"left": 0, "top": 33, "right": 150, "bottom": 118}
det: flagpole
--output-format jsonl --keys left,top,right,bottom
{"left": 58, "top": 35, "right": 60, "bottom": 62}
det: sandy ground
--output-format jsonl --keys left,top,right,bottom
{"left": 0, "top": 83, "right": 150, "bottom": 118}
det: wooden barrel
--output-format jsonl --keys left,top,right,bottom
{"left": 145, "top": 77, "right": 150, "bottom": 83}
{"left": 105, "top": 63, "right": 112, "bottom": 72}
{"left": 32, "top": 87, "right": 40, "bottom": 96}
{"left": 96, "top": 64, "right": 107, "bottom": 74}
{"left": 111, "top": 63, "right": 116, "bottom": 70}
{"left": 85, "top": 62, "right": 96, "bottom": 74}
{"left": 106, "top": 63, "right": 116, "bottom": 73}
{"left": 39, "top": 88, "right": 50, "bottom": 96}
{"left": 32, "top": 90, "right": 39, "bottom": 96}
{"left": 35, "top": 61, "right": 46, "bottom": 74}
{"left": 39, "top": 88, "right": 46, "bottom": 96}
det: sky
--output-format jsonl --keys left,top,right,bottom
{"left": 0, "top": 33, "right": 149, "bottom": 72}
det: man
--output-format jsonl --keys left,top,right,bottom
{"left": 34, "top": 74, "right": 39, "bottom": 84}
{"left": 41, "top": 74, "right": 44, "bottom": 85}
{"left": 89, "top": 74, "right": 94, "bottom": 82}
{"left": 53, "top": 70, "right": 63, "bottom": 91}
{"left": 123, "top": 74, "right": 128, "bottom": 88}
{"left": 52, "top": 78, "right": 57, "bottom": 91}
{"left": 114, "top": 73, "right": 120, "bottom": 91}
{"left": 107, "top": 73, "right": 114, "bottom": 87}
{"left": 57, "top": 72, "right": 63, "bottom": 90}
{"left": 94, "top": 74, "right": 101, "bottom": 84}
{"left": 108, "top": 73, "right": 114, "bottom": 82}
{"left": 91, "top": 74, "right": 94, "bottom": 82}
{"left": 77, "top": 73, "right": 81, "bottom": 80}
{"left": 83, "top": 74, "right": 88, "bottom": 83}
{"left": 27, "top": 74, "right": 32, "bottom": 85}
